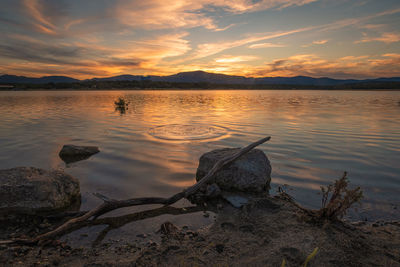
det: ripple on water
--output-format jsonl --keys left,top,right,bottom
{"left": 148, "top": 124, "right": 229, "bottom": 141}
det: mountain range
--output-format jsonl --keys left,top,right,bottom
{"left": 1, "top": 71, "right": 400, "bottom": 86}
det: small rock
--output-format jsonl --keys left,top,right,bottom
{"left": 59, "top": 145, "right": 100, "bottom": 163}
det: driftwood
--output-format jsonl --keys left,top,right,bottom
{"left": 0, "top": 136, "right": 271, "bottom": 245}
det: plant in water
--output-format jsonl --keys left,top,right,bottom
{"left": 114, "top": 97, "right": 129, "bottom": 114}
{"left": 318, "top": 171, "right": 363, "bottom": 220}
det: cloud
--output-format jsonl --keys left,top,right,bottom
{"left": 248, "top": 42, "right": 287, "bottom": 48}
{"left": 360, "top": 24, "right": 386, "bottom": 30}
{"left": 21, "top": 0, "right": 71, "bottom": 35}
{"left": 114, "top": 0, "right": 318, "bottom": 30}
{"left": 302, "top": 39, "right": 328, "bottom": 47}
{"left": 1, "top": 1, "right": 400, "bottom": 79}
{"left": 193, "top": 26, "right": 314, "bottom": 59}
{"left": 249, "top": 53, "right": 400, "bottom": 78}
{"left": 0, "top": 31, "right": 191, "bottom": 78}
{"left": 124, "top": 33, "right": 191, "bottom": 60}
{"left": 191, "top": 7, "right": 400, "bottom": 59}
{"left": 355, "top": 32, "right": 400, "bottom": 44}
{"left": 215, "top": 55, "right": 258, "bottom": 63}
{"left": 312, "top": 39, "right": 328, "bottom": 45}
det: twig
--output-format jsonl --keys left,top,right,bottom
{"left": 1, "top": 136, "right": 271, "bottom": 245}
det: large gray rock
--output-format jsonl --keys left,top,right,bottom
{"left": 59, "top": 144, "right": 99, "bottom": 163}
{"left": 0, "top": 167, "right": 80, "bottom": 215}
{"left": 196, "top": 148, "right": 271, "bottom": 193}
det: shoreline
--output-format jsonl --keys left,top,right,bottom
{"left": 1, "top": 88, "right": 400, "bottom": 91}
{"left": 1, "top": 195, "right": 399, "bottom": 266}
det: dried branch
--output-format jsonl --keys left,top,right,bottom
{"left": 0, "top": 136, "right": 271, "bottom": 245}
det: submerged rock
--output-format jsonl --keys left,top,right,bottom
{"left": 59, "top": 144, "right": 99, "bottom": 163}
{"left": 196, "top": 148, "right": 271, "bottom": 193}
{"left": 0, "top": 167, "right": 80, "bottom": 215}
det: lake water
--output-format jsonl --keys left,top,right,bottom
{"left": 0, "top": 90, "right": 399, "bottom": 224}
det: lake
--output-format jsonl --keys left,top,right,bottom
{"left": 0, "top": 90, "right": 399, "bottom": 224}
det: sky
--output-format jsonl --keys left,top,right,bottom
{"left": 0, "top": 0, "right": 400, "bottom": 79}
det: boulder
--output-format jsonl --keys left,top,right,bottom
{"left": 205, "top": 183, "right": 221, "bottom": 198}
{"left": 59, "top": 144, "right": 99, "bottom": 163}
{"left": 196, "top": 148, "right": 271, "bottom": 193}
{"left": 0, "top": 167, "right": 80, "bottom": 215}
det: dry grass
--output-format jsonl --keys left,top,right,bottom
{"left": 318, "top": 171, "right": 363, "bottom": 221}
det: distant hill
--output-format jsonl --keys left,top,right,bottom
{"left": 0, "top": 75, "right": 79, "bottom": 84}
{"left": 1, "top": 71, "right": 400, "bottom": 86}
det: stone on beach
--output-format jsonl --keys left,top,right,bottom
{"left": 0, "top": 167, "right": 80, "bottom": 215}
{"left": 196, "top": 148, "right": 271, "bottom": 193}
{"left": 59, "top": 144, "right": 100, "bottom": 163}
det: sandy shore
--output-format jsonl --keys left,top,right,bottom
{"left": 1, "top": 195, "right": 399, "bottom": 266}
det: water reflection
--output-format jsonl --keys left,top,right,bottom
{"left": 0, "top": 90, "right": 399, "bottom": 221}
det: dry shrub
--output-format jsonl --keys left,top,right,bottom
{"left": 318, "top": 171, "right": 363, "bottom": 220}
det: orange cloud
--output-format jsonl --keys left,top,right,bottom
{"left": 23, "top": 0, "right": 57, "bottom": 35}
{"left": 215, "top": 55, "right": 258, "bottom": 63}
{"left": 193, "top": 26, "right": 314, "bottom": 59}
{"left": 248, "top": 53, "right": 400, "bottom": 78}
{"left": 312, "top": 40, "right": 328, "bottom": 45}
{"left": 248, "top": 42, "right": 287, "bottom": 49}
{"left": 355, "top": 32, "right": 400, "bottom": 44}
{"left": 114, "top": 0, "right": 318, "bottom": 30}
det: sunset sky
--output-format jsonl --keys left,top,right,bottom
{"left": 1, "top": 0, "right": 399, "bottom": 79}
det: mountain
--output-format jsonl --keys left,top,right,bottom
{"left": 0, "top": 75, "right": 79, "bottom": 84}
{"left": 153, "top": 71, "right": 253, "bottom": 84}
{"left": 88, "top": 75, "right": 149, "bottom": 82}
{"left": 1, "top": 71, "right": 400, "bottom": 86}
{"left": 87, "top": 71, "right": 400, "bottom": 86}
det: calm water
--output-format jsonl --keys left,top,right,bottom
{"left": 0, "top": 90, "right": 399, "bottom": 222}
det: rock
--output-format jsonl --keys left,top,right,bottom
{"left": 196, "top": 148, "right": 271, "bottom": 193}
{"left": 205, "top": 183, "right": 221, "bottom": 198}
{"left": 0, "top": 167, "right": 80, "bottom": 215}
{"left": 59, "top": 144, "right": 99, "bottom": 163}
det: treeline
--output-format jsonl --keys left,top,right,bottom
{"left": 2, "top": 80, "right": 400, "bottom": 90}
